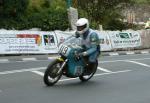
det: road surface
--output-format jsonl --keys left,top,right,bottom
{"left": 0, "top": 54, "right": 150, "bottom": 103}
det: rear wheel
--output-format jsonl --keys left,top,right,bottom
{"left": 43, "top": 59, "right": 63, "bottom": 86}
{"left": 79, "top": 61, "right": 98, "bottom": 82}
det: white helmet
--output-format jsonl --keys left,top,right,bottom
{"left": 75, "top": 18, "right": 89, "bottom": 35}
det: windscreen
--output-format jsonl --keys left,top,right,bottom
{"left": 62, "top": 35, "right": 82, "bottom": 46}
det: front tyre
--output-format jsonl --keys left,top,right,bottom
{"left": 79, "top": 61, "right": 98, "bottom": 82}
{"left": 43, "top": 59, "right": 63, "bottom": 86}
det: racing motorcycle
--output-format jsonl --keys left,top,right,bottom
{"left": 43, "top": 36, "right": 98, "bottom": 86}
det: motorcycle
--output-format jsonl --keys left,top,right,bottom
{"left": 43, "top": 35, "right": 98, "bottom": 86}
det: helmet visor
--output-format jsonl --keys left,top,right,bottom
{"left": 77, "top": 24, "right": 87, "bottom": 31}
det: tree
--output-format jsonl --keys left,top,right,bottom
{"left": 0, "top": 0, "right": 29, "bottom": 17}
{"left": 0, "top": 0, "right": 69, "bottom": 30}
{"left": 77, "top": 0, "right": 133, "bottom": 30}
{"left": 27, "top": 0, "right": 69, "bottom": 30}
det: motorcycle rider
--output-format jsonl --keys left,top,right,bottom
{"left": 75, "top": 18, "right": 100, "bottom": 74}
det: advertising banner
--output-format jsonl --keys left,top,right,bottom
{"left": 54, "top": 30, "right": 74, "bottom": 46}
{"left": 137, "top": 30, "right": 150, "bottom": 48}
{"left": 108, "top": 30, "right": 141, "bottom": 49}
{"left": 95, "top": 31, "right": 112, "bottom": 51}
{"left": 55, "top": 30, "right": 113, "bottom": 51}
{"left": 40, "top": 31, "right": 58, "bottom": 53}
{"left": 0, "top": 30, "right": 144, "bottom": 54}
{"left": 0, "top": 30, "right": 58, "bottom": 54}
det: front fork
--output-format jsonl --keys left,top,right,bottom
{"left": 57, "top": 58, "right": 68, "bottom": 74}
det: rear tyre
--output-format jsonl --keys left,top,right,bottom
{"left": 43, "top": 59, "right": 63, "bottom": 86}
{"left": 79, "top": 61, "right": 98, "bottom": 82}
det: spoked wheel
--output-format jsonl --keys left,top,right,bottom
{"left": 43, "top": 59, "right": 63, "bottom": 86}
{"left": 79, "top": 61, "right": 98, "bottom": 82}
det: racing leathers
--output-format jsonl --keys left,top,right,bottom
{"left": 75, "top": 29, "right": 100, "bottom": 73}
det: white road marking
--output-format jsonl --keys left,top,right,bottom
{"left": 94, "top": 70, "right": 131, "bottom": 76}
{"left": 0, "top": 59, "right": 9, "bottom": 63}
{"left": 31, "top": 67, "right": 113, "bottom": 77}
{"left": 100, "top": 57, "right": 150, "bottom": 63}
{"left": 22, "top": 58, "right": 37, "bottom": 61}
{"left": 31, "top": 71, "right": 44, "bottom": 76}
{"left": 59, "top": 78, "right": 77, "bottom": 82}
{"left": 31, "top": 70, "right": 131, "bottom": 82}
{"left": 0, "top": 61, "right": 9, "bottom": 63}
{"left": 48, "top": 56, "right": 60, "bottom": 60}
{"left": 1, "top": 57, "right": 150, "bottom": 64}
{"left": 141, "top": 51, "right": 149, "bottom": 54}
{"left": 60, "top": 70, "right": 131, "bottom": 82}
{"left": 125, "top": 60, "right": 150, "bottom": 68}
{"left": 97, "top": 67, "right": 112, "bottom": 73}
{"left": 1, "top": 57, "right": 150, "bottom": 75}
{"left": 0, "top": 67, "right": 46, "bottom": 75}
{"left": 126, "top": 52, "right": 135, "bottom": 55}
{"left": 109, "top": 53, "right": 119, "bottom": 56}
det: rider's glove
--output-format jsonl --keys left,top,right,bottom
{"left": 75, "top": 51, "right": 87, "bottom": 58}
{"left": 74, "top": 52, "right": 87, "bottom": 61}
{"left": 80, "top": 52, "right": 87, "bottom": 56}
{"left": 75, "top": 32, "right": 80, "bottom": 38}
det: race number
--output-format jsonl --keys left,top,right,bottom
{"left": 59, "top": 45, "right": 68, "bottom": 55}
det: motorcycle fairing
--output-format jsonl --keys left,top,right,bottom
{"left": 66, "top": 48, "right": 84, "bottom": 77}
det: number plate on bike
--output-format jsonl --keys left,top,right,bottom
{"left": 58, "top": 44, "right": 71, "bottom": 56}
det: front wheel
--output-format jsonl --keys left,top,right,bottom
{"left": 43, "top": 59, "right": 63, "bottom": 86}
{"left": 79, "top": 61, "right": 98, "bottom": 82}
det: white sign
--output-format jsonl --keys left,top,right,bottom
{"left": 108, "top": 31, "right": 141, "bottom": 48}
{"left": 95, "top": 30, "right": 112, "bottom": 51}
{"left": 0, "top": 30, "right": 144, "bottom": 55}
{"left": 40, "top": 31, "right": 58, "bottom": 53}
{"left": 0, "top": 30, "right": 58, "bottom": 54}
{"left": 54, "top": 30, "right": 74, "bottom": 46}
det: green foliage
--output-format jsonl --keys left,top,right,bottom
{"left": 132, "top": 0, "right": 150, "bottom": 4}
{"left": 0, "top": 0, "right": 29, "bottom": 17}
{"left": 78, "top": 0, "right": 133, "bottom": 30}
{"left": 0, "top": 0, "right": 69, "bottom": 30}
{"left": 0, "top": 0, "right": 146, "bottom": 30}
{"left": 27, "top": 8, "right": 69, "bottom": 31}
{"left": 27, "top": 0, "right": 69, "bottom": 30}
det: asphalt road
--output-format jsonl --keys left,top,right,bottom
{"left": 0, "top": 54, "right": 150, "bottom": 103}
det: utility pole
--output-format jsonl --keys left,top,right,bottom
{"left": 67, "top": 0, "right": 77, "bottom": 8}
{"left": 73, "top": 0, "right": 78, "bottom": 8}
{"left": 67, "top": 0, "right": 78, "bottom": 30}
{"left": 67, "top": 0, "right": 72, "bottom": 8}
